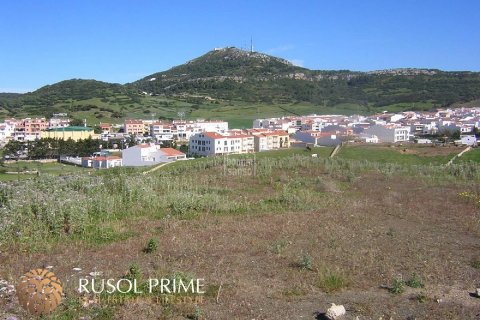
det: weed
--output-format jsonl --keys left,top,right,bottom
{"left": 187, "top": 306, "right": 202, "bottom": 320}
{"left": 416, "top": 293, "right": 428, "bottom": 303}
{"left": 298, "top": 253, "right": 313, "bottom": 271}
{"left": 272, "top": 239, "right": 290, "bottom": 255}
{"left": 405, "top": 273, "right": 423, "bottom": 288}
{"left": 317, "top": 271, "right": 349, "bottom": 293}
{"left": 124, "top": 264, "right": 141, "bottom": 282}
{"left": 282, "top": 287, "right": 306, "bottom": 297}
{"left": 389, "top": 277, "right": 405, "bottom": 294}
{"left": 386, "top": 227, "right": 395, "bottom": 237}
{"left": 471, "top": 260, "right": 480, "bottom": 269}
{"left": 144, "top": 238, "right": 158, "bottom": 253}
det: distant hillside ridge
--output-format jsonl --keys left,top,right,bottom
{"left": 131, "top": 47, "right": 480, "bottom": 106}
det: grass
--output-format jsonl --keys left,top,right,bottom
{"left": 1, "top": 145, "right": 480, "bottom": 319}
{"left": 456, "top": 148, "right": 480, "bottom": 163}
{"left": 337, "top": 144, "right": 456, "bottom": 165}
{"left": 316, "top": 270, "right": 349, "bottom": 293}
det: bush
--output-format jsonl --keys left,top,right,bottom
{"left": 389, "top": 277, "right": 405, "bottom": 294}
{"left": 417, "top": 293, "right": 428, "bottom": 303}
{"left": 272, "top": 239, "right": 290, "bottom": 255}
{"left": 471, "top": 260, "right": 480, "bottom": 269}
{"left": 298, "top": 253, "right": 313, "bottom": 271}
{"left": 124, "top": 264, "right": 141, "bottom": 282}
{"left": 144, "top": 238, "right": 158, "bottom": 253}
{"left": 405, "top": 273, "right": 423, "bottom": 288}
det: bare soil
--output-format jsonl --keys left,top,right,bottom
{"left": 1, "top": 170, "right": 480, "bottom": 319}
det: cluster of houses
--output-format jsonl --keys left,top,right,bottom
{"left": 1, "top": 107, "right": 478, "bottom": 169}
{"left": 0, "top": 114, "right": 73, "bottom": 142}
{"left": 103, "top": 119, "right": 229, "bottom": 142}
{"left": 255, "top": 107, "right": 480, "bottom": 147}
{"left": 79, "top": 146, "right": 187, "bottom": 169}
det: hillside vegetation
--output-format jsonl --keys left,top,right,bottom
{"left": 1, "top": 47, "right": 480, "bottom": 124}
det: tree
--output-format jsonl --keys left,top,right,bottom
{"left": 3, "top": 140, "right": 23, "bottom": 158}
{"left": 473, "top": 126, "right": 480, "bottom": 138}
{"left": 70, "top": 118, "right": 84, "bottom": 126}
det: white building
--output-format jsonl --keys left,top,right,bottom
{"left": 189, "top": 132, "right": 254, "bottom": 156}
{"left": 81, "top": 156, "right": 122, "bottom": 169}
{"left": 457, "top": 135, "right": 477, "bottom": 146}
{"left": 0, "top": 122, "right": 15, "bottom": 143}
{"left": 358, "top": 134, "right": 379, "bottom": 143}
{"left": 48, "top": 117, "right": 71, "bottom": 129}
{"left": 193, "top": 120, "right": 229, "bottom": 133}
{"left": 122, "top": 144, "right": 186, "bottom": 166}
{"left": 365, "top": 125, "right": 411, "bottom": 143}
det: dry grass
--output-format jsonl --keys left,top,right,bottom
{"left": 0, "top": 154, "right": 479, "bottom": 319}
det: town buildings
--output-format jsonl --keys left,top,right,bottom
{"left": 188, "top": 129, "right": 289, "bottom": 156}
{"left": 41, "top": 126, "right": 98, "bottom": 141}
{"left": 122, "top": 144, "right": 186, "bottom": 166}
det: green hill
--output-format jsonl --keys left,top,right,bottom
{"left": 132, "top": 47, "right": 480, "bottom": 108}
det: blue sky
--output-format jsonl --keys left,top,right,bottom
{"left": 1, "top": 0, "right": 479, "bottom": 92}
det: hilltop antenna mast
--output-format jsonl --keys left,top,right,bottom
{"left": 250, "top": 36, "right": 254, "bottom": 53}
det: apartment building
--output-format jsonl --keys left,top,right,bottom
{"left": 365, "top": 124, "right": 411, "bottom": 143}
{"left": 124, "top": 119, "right": 146, "bottom": 135}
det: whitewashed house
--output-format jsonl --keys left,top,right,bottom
{"left": 457, "top": 135, "right": 477, "bottom": 146}
{"left": 365, "top": 124, "right": 411, "bottom": 143}
{"left": 122, "top": 144, "right": 186, "bottom": 166}
{"left": 81, "top": 156, "right": 122, "bottom": 169}
{"left": 189, "top": 132, "right": 255, "bottom": 156}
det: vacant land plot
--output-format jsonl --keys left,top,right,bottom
{"left": 0, "top": 149, "right": 479, "bottom": 319}
{"left": 337, "top": 144, "right": 465, "bottom": 165}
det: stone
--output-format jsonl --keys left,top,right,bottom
{"left": 325, "top": 303, "right": 346, "bottom": 320}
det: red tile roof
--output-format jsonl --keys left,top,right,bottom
{"left": 160, "top": 148, "right": 185, "bottom": 156}
{"left": 138, "top": 143, "right": 155, "bottom": 148}
{"left": 125, "top": 119, "right": 144, "bottom": 124}
{"left": 203, "top": 132, "right": 225, "bottom": 139}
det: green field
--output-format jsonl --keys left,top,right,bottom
{"left": 456, "top": 147, "right": 480, "bottom": 163}
{"left": 0, "top": 161, "right": 86, "bottom": 180}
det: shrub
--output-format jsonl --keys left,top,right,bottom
{"left": 124, "top": 264, "right": 141, "bottom": 282}
{"left": 471, "top": 260, "right": 480, "bottom": 269}
{"left": 405, "top": 273, "right": 423, "bottom": 288}
{"left": 417, "top": 293, "right": 428, "bottom": 303}
{"left": 144, "top": 239, "right": 158, "bottom": 253}
{"left": 272, "top": 239, "right": 290, "bottom": 255}
{"left": 389, "top": 277, "right": 405, "bottom": 294}
{"left": 298, "top": 253, "right": 313, "bottom": 271}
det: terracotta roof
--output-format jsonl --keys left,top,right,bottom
{"left": 160, "top": 148, "right": 185, "bottom": 156}
{"left": 138, "top": 143, "right": 155, "bottom": 148}
{"left": 226, "top": 134, "right": 252, "bottom": 138}
{"left": 125, "top": 119, "right": 144, "bottom": 124}
{"left": 262, "top": 130, "right": 289, "bottom": 136}
{"left": 203, "top": 132, "right": 225, "bottom": 139}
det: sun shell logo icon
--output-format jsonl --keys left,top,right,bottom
{"left": 16, "top": 269, "right": 63, "bottom": 315}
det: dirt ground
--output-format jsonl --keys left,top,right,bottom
{"left": 1, "top": 172, "right": 480, "bottom": 319}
